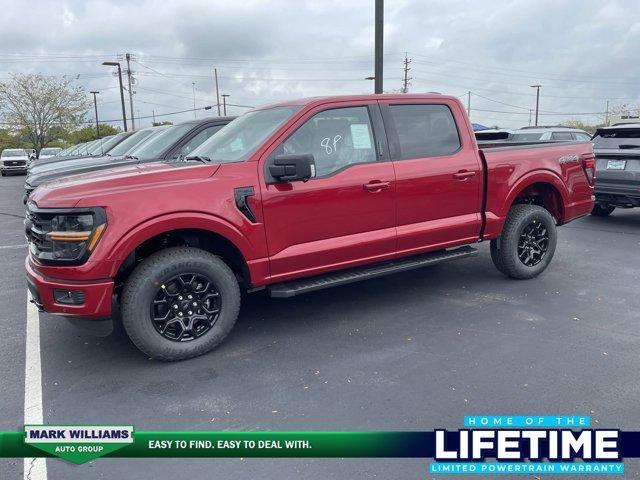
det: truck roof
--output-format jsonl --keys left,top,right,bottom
{"left": 257, "top": 93, "right": 452, "bottom": 110}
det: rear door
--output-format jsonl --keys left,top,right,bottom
{"left": 260, "top": 101, "right": 396, "bottom": 281}
{"left": 379, "top": 99, "right": 483, "bottom": 256}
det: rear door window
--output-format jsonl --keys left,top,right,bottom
{"left": 387, "top": 104, "right": 461, "bottom": 159}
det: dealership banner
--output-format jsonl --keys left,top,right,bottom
{"left": 1, "top": 417, "right": 639, "bottom": 473}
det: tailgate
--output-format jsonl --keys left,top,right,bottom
{"left": 594, "top": 150, "right": 640, "bottom": 194}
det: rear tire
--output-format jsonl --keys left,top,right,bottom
{"left": 591, "top": 204, "right": 615, "bottom": 217}
{"left": 121, "top": 247, "right": 241, "bottom": 361}
{"left": 491, "top": 204, "right": 557, "bottom": 279}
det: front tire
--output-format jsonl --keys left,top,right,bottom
{"left": 121, "top": 247, "right": 241, "bottom": 361}
{"left": 591, "top": 204, "right": 615, "bottom": 217}
{"left": 491, "top": 204, "right": 557, "bottom": 279}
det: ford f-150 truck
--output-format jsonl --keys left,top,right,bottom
{"left": 25, "top": 94, "right": 595, "bottom": 361}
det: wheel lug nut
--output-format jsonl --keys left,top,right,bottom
{"left": 173, "top": 305, "right": 178, "bottom": 309}
{"left": 178, "top": 296, "right": 183, "bottom": 300}
{"left": 192, "top": 302, "right": 197, "bottom": 306}
{"left": 178, "top": 312, "right": 183, "bottom": 316}
{"left": 188, "top": 311, "right": 193, "bottom": 315}
{"left": 187, "top": 295, "right": 192, "bottom": 299}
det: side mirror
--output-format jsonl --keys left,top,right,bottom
{"left": 269, "top": 154, "right": 315, "bottom": 183}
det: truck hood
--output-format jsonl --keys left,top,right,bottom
{"left": 26, "top": 155, "right": 133, "bottom": 188}
{"left": 31, "top": 161, "right": 221, "bottom": 208}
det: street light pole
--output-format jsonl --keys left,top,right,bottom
{"left": 531, "top": 84, "right": 541, "bottom": 127}
{"left": 192, "top": 82, "right": 197, "bottom": 119}
{"left": 125, "top": 53, "right": 135, "bottom": 130}
{"left": 374, "top": 0, "right": 384, "bottom": 94}
{"left": 102, "top": 61, "right": 127, "bottom": 132}
{"left": 90, "top": 91, "right": 100, "bottom": 139}
{"left": 221, "top": 94, "right": 230, "bottom": 116}
{"left": 214, "top": 68, "right": 221, "bottom": 116}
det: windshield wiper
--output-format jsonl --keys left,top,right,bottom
{"left": 185, "top": 155, "right": 211, "bottom": 163}
{"left": 125, "top": 154, "right": 139, "bottom": 160}
{"left": 618, "top": 144, "right": 640, "bottom": 149}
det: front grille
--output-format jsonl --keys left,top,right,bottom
{"left": 25, "top": 206, "right": 53, "bottom": 256}
{"left": 3, "top": 160, "right": 26, "bottom": 166}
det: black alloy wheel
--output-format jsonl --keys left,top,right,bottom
{"left": 516, "top": 220, "right": 549, "bottom": 267}
{"left": 151, "top": 273, "right": 221, "bottom": 342}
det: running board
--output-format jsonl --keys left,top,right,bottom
{"left": 267, "top": 246, "right": 478, "bottom": 298}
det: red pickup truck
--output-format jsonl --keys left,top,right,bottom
{"left": 26, "top": 94, "right": 595, "bottom": 360}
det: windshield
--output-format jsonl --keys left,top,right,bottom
{"left": 592, "top": 129, "right": 640, "bottom": 149}
{"left": 108, "top": 129, "right": 159, "bottom": 156}
{"left": 40, "top": 148, "right": 61, "bottom": 155}
{"left": 190, "top": 106, "right": 301, "bottom": 163}
{"left": 128, "top": 123, "right": 194, "bottom": 160}
{"left": 2, "top": 150, "right": 26, "bottom": 157}
{"left": 88, "top": 134, "right": 126, "bottom": 155}
{"left": 510, "top": 132, "right": 544, "bottom": 141}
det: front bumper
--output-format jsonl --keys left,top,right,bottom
{"left": 2, "top": 165, "right": 27, "bottom": 173}
{"left": 25, "top": 256, "right": 114, "bottom": 319}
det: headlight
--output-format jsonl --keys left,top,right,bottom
{"left": 25, "top": 205, "right": 107, "bottom": 265}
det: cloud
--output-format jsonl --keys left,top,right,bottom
{"left": 0, "top": 0, "right": 637, "bottom": 129}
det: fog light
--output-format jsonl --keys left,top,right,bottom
{"left": 53, "top": 289, "right": 85, "bottom": 305}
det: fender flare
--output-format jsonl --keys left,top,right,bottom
{"left": 106, "top": 211, "right": 254, "bottom": 277}
{"left": 500, "top": 169, "right": 569, "bottom": 220}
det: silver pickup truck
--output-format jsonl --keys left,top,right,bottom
{"left": 1, "top": 148, "right": 29, "bottom": 176}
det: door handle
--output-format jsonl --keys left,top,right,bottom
{"left": 453, "top": 170, "right": 476, "bottom": 180}
{"left": 363, "top": 181, "right": 390, "bottom": 191}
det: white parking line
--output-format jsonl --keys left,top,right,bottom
{"left": 24, "top": 293, "right": 47, "bottom": 480}
{"left": 0, "top": 244, "right": 27, "bottom": 249}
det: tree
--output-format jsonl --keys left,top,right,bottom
{"left": 152, "top": 121, "right": 173, "bottom": 126}
{"left": 67, "top": 125, "right": 121, "bottom": 145}
{"left": 0, "top": 74, "right": 89, "bottom": 154}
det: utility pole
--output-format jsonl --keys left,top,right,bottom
{"left": 125, "top": 53, "right": 136, "bottom": 130}
{"left": 605, "top": 100, "right": 610, "bottom": 126}
{"left": 222, "top": 94, "right": 230, "bottom": 116}
{"left": 528, "top": 109, "right": 532, "bottom": 127}
{"left": 402, "top": 52, "right": 412, "bottom": 93}
{"left": 152, "top": 109, "right": 156, "bottom": 125}
{"left": 192, "top": 82, "right": 197, "bottom": 119}
{"left": 374, "top": 0, "right": 383, "bottom": 94}
{"left": 531, "top": 84, "right": 541, "bottom": 127}
{"left": 102, "top": 61, "right": 127, "bottom": 131}
{"left": 90, "top": 91, "right": 100, "bottom": 139}
{"left": 214, "top": 68, "right": 221, "bottom": 116}
{"left": 467, "top": 91, "right": 471, "bottom": 116}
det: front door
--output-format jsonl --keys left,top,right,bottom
{"left": 260, "top": 103, "right": 396, "bottom": 282}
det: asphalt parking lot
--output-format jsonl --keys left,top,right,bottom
{"left": 1, "top": 172, "right": 639, "bottom": 479}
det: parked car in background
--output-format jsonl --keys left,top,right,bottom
{"left": 590, "top": 123, "right": 640, "bottom": 216}
{"left": 475, "top": 128, "right": 511, "bottom": 142}
{"left": 38, "top": 147, "right": 62, "bottom": 159}
{"left": 509, "top": 126, "right": 592, "bottom": 142}
{"left": 25, "top": 94, "right": 595, "bottom": 360}
{"left": 24, "top": 117, "right": 235, "bottom": 201}
{"left": 30, "top": 132, "right": 134, "bottom": 172}
{"left": 1, "top": 148, "right": 29, "bottom": 176}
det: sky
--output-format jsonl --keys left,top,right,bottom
{"left": 0, "top": 0, "right": 638, "bottom": 130}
